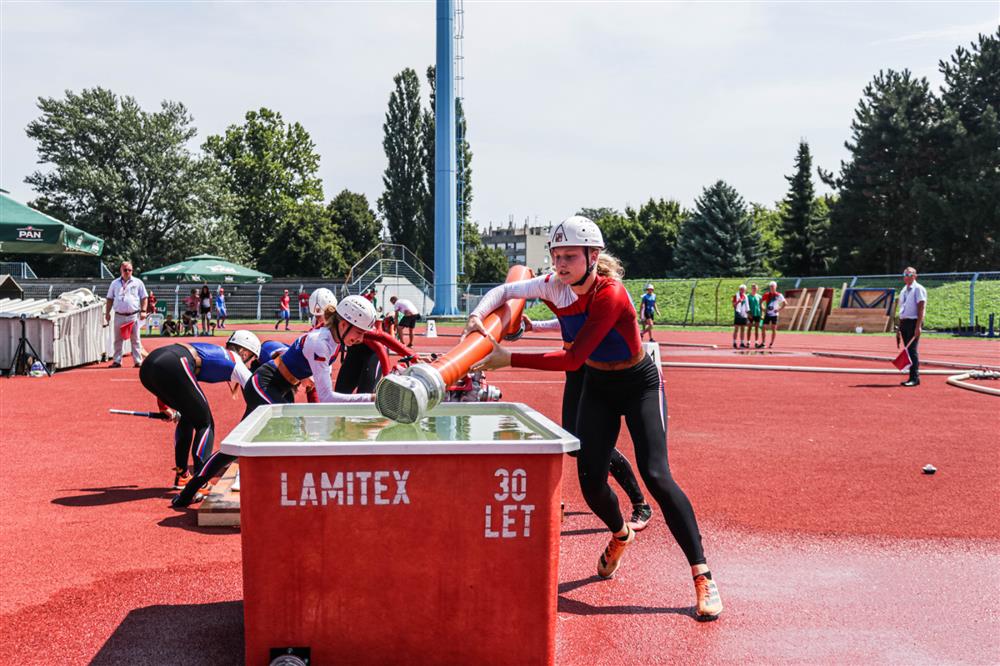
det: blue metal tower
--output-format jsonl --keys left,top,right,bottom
{"left": 432, "top": 0, "right": 459, "bottom": 315}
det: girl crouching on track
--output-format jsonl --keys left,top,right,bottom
{"left": 171, "top": 296, "right": 379, "bottom": 508}
{"left": 467, "top": 216, "right": 722, "bottom": 618}
{"left": 138, "top": 330, "right": 261, "bottom": 490}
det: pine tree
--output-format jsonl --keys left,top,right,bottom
{"left": 777, "top": 141, "right": 816, "bottom": 276}
{"left": 378, "top": 68, "right": 427, "bottom": 257}
{"left": 934, "top": 29, "right": 1000, "bottom": 270}
{"left": 676, "top": 180, "right": 764, "bottom": 277}
{"left": 820, "top": 70, "right": 946, "bottom": 273}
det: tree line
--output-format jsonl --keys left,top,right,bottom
{"left": 580, "top": 29, "right": 998, "bottom": 278}
{"left": 14, "top": 66, "right": 506, "bottom": 282}
{"left": 11, "top": 29, "right": 997, "bottom": 279}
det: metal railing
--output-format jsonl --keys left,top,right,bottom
{"left": 342, "top": 244, "right": 436, "bottom": 311}
{"left": 0, "top": 261, "right": 38, "bottom": 280}
{"left": 11, "top": 270, "right": 1000, "bottom": 333}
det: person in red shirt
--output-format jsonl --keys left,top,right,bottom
{"left": 466, "top": 216, "right": 722, "bottom": 619}
{"left": 274, "top": 289, "right": 291, "bottom": 331}
{"left": 298, "top": 289, "right": 310, "bottom": 321}
{"left": 760, "top": 281, "right": 786, "bottom": 348}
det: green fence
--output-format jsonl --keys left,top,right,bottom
{"left": 517, "top": 272, "right": 1000, "bottom": 331}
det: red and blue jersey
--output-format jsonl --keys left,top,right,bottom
{"left": 471, "top": 273, "right": 642, "bottom": 371}
{"left": 187, "top": 342, "right": 251, "bottom": 386}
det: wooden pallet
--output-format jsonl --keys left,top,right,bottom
{"left": 197, "top": 463, "right": 241, "bottom": 527}
{"left": 824, "top": 308, "right": 892, "bottom": 333}
{"left": 779, "top": 288, "right": 833, "bottom": 331}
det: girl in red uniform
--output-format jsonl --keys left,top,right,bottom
{"left": 467, "top": 216, "right": 722, "bottom": 618}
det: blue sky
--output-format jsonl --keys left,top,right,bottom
{"left": 1, "top": 1, "right": 997, "bottom": 229}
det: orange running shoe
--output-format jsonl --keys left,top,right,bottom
{"left": 694, "top": 573, "right": 723, "bottom": 618}
{"left": 597, "top": 525, "right": 635, "bottom": 579}
{"left": 172, "top": 467, "right": 192, "bottom": 490}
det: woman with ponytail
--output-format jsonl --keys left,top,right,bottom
{"left": 172, "top": 295, "right": 379, "bottom": 508}
{"left": 464, "top": 215, "right": 723, "bottom": 619}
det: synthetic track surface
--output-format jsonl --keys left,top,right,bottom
{"left": 1, "top": 326, "right": 998, "bottom": 664}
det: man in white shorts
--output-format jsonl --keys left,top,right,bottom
{"left": 389, "top": 296, "right": 419, "bottom": 347}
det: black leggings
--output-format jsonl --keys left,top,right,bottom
{"left": 174, "top": 364, "right": 294, "bottom": 505}
{"left": 336, "top": 344, "right": 382, "bottom": 394}
{"left": 139, "top": 345, "right": 214, "bottom": 474}
{"left": 564, "top": 368, "right": 645, "bottom": 506}
{"left": 576, "top": 355, "right": 705, "bottom": 565}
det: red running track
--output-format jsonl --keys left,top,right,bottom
{"left": 1, "top": 328, "right": 998, "bottom": 664}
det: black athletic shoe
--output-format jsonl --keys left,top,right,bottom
{"left": 626, "top": 503, "right": 654, "bottom": 531}
{"left": 901, "top": 379, "right": 920, "bottom": 387}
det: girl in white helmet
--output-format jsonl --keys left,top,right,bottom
{"left": 465, "top": 215, "right": 722, "bottom": 618}
{"left": 139, "top": 330, "right": 261, "bottom": 491}
{"left": 302, "top": 287, "right": 417, "bottom": 397}
{"left": 172, "top": 296, "right": 378, "bottom": 508}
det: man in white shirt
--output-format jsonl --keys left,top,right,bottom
{"left": 105, "top": 261, "right": 149, "bottom": 368}
{"left": 389, "top": 296, "right": 419, "bottom": 347}
{"left": 896, "top": 266, "right": 927, "bottom": 387}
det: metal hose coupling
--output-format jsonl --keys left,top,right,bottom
{"left": 375, "top": 364, "right": 447, "bottom": 424}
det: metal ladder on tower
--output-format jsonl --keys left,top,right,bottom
{"left": 455, "top": 0, "right": 466, "bottom": 275}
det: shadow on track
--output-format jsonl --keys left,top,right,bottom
{"left": 560, "top": 527, "right": 608, "bottom": 537}
{"left": 157, "top": 511, "right": 240, "bottom": 535}
{"left": 850, "top": 383, "right": 903, "bottom": 388}
{"left": 52, "top": 485, "right": 172, "bottom": 507}
{"left": 557, "top": 576, "right": 695, "bottom": 617}
{"left": 92, "top": 600, "right": 244, "bottom": 666}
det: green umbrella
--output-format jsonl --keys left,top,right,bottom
{"left": 142, "top": 254, "right": 271, "bottom": 284}
{"left": 0, "top": 192, "right": 104, "bottom": 256}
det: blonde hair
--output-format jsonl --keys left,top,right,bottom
{"left": 322, "top": 304, "right": 338, "bottom": 329}
{"left": 595, "top": 251, "right": 624, "bottom": 280}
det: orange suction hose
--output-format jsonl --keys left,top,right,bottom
{"left": 430, "top": 264, "right": 533, "bottom": 387}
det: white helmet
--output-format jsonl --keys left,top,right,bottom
{"left": 226, "top": 330, "right": 261, "bottom": 358}
{"left": 336, "top": 295, "right": 377, "bottom": 331}
{"left": 645, "top": 283, "right": 655, "bottom": 291}
{"left": 308, "top": 287, "right": 337, "bottom": 317}
{"left": 548, "top": 216, "right": 604, "bottom": 250}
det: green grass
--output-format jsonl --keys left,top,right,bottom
{"left": 157, "top": 280, "right": 1000, "bottom": 334}
{"left": 522, "top": 277, "right": 1000, "bottom": 331}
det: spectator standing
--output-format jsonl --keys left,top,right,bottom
{"left": 732, "top": 285, "right": 750, "bottom": 349}
{"left": 298, "top": 289, "right": 310, "bottom": 321}
{"left": 215, "top": 287, "right": 228, "bottom": 329}
{"left": 896, "top": 267, "right": 927, "bottom": 387}
{"left": 639, "top": 284, "right": 659, "bottom": 342}
{"left": 760, "top": 281, "right": 786, "bottom": 348}
{"left": 199, "top": 285, "right": 212, "bottom": 335}
{"left": 104, "top": 261, "right": 148, "bottom": 368}
{"left": 364, "top": 287, "right": 378, "bottom": 312}
{"left": 747, "top": 284, "right": 763, "bottom": 348}
{"left": 144, "top": 290, "right": 160, "bottom": 335}
{"left": 275, "top": 289, "right": 291, "bottom": 331}
{"left": 389, "top": 295, "right": 419, "bottom": 347}
{"left": 184, "top": 288, "right": 200, "bottom": 335}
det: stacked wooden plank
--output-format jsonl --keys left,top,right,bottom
{"left": 824, "top": 309, "right": 893, "bottom": 332}
{"left": 198, "top": 463, "right": 241, "bottom": 527}
{"left": 779, "top": 288, "right": 833, "bottom": 331}
{"left": 823, "top": 288, "right": 895, "bottom": 333}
